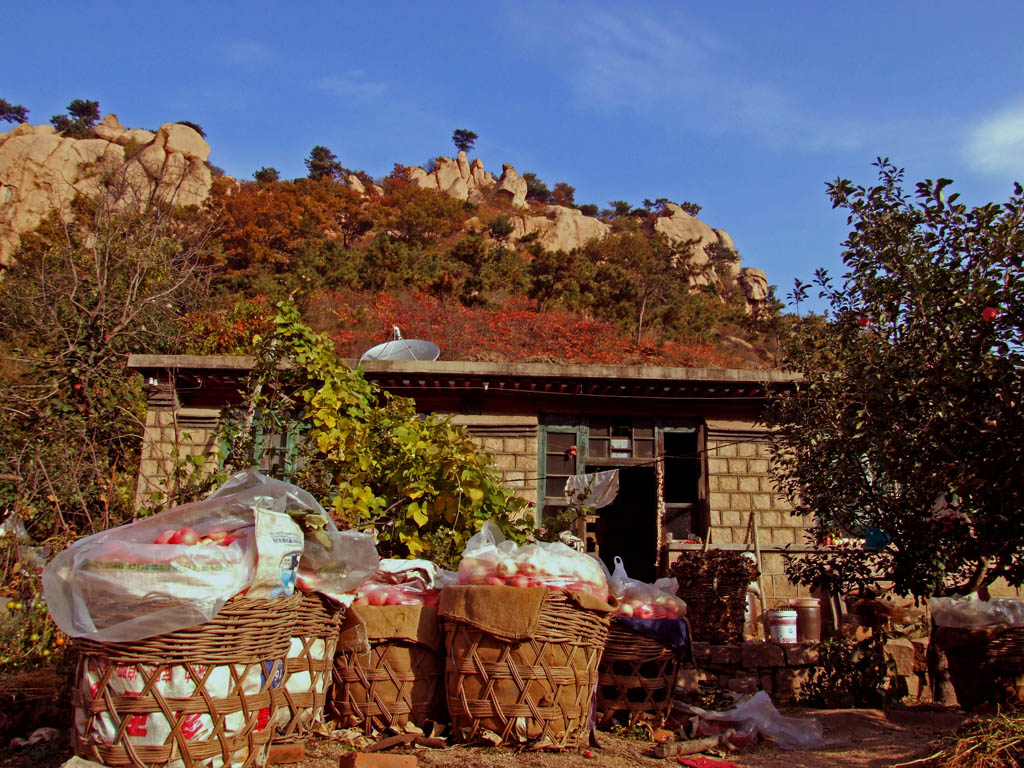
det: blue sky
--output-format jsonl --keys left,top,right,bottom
{"left": 4, "top": 1, "right": 1023, "bottom": 313}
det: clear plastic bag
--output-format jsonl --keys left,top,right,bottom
{"left": 929, "top": 594, "right": 1024, "bottom": 628}
{"left": 609, "top": 556, "right": 686, "bottom": 619}
{"left": 680, "top": 690, "right": 824, "bottom": 750}
{"left": 43, "top": 469, "right": 376, "bottom": 641}
{"left": 352, "top": 558, "right": 456, "bottom": 607}
{"left": 205, "top": 470, "right": 379, "bottom": 602}
{"left": 457, "top": 520, "right": 609, "bottom": 602}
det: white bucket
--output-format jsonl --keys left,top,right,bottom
{"left": 766, "top": 609, "right": 798, "bottom": 643}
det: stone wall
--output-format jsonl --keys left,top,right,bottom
{"left": 682, "top": 642, "right": 820, "bottom": 702}
{"left": 448, "top": 415, "right": 538, "bottom": 511}
{"left": 705, "top": 431, "right": 814, "bottom": 604}
{"left": 135, "top": 404, "right": 220, "bottom": 507}
{"left": 682, "top": 638, "right": 931, "bottom": 704}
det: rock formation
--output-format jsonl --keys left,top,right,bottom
{"left": 0, "top": 119, "right": 771, "bottom": 315}
{"left": 0, "top": 115, "right": 212, "bottom": 265}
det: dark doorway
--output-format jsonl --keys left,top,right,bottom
{"left": 591, "top": 465, "right": 658, "bottom": 582}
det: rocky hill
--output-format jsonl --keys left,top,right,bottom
{"left": 0, "top": 116, "right": 770, "bottom": 314}
{"left": 0, "top": 115, "right": 211, "bottom": 265}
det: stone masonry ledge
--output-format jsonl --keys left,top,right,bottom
{"left": 693, "top": 641, "right": 820, "bottom": 669}
{"left": 683, "top": 641, "right": 821, "bottom": 700}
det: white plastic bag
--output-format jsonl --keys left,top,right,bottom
{"left": 205, "top": 471, "right": 380, "bottom": 602}
{"left": 929, "top": 594, "right": 1024, "bottom": 629}
{"left": 43, "top": 469, "right": 369, "bottom": 642}
{"left": 609, "top": 556, "right": 686, "bottom": 619}
{"left": 457, "top": 520, "right": 609, "bottom": 602}
{"left": 680, "top": 690, "right": 825, "bottom": 750}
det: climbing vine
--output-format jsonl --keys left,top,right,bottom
{"left": 217, "top": 301, "right": 531, "bottom": 567}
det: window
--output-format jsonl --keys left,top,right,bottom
{"left": 588, "top": 419, "right": 655, "bottom": 459}
{"left": 537, "top": 417, "right": 706, "bottom": 577}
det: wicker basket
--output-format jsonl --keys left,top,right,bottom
{"left": 274, "top": 592, "right": 345, "bottom": 743}
{"left": 671, "top": 552, "right": 756, "bottom": 644}
{"left": 72, "top": 592, "right": 301, "bottom": 768}
{"left": 596, "top": 618, "right": 691, "bottom": 728}
{"left": 936, "top": 625, "right": 1024, "bottom": 710}
{"left": 329, "top": 604, "right": 446, "bottom": 734}
{"left": 441, "top": 587, "right": 611, "bottom": 749}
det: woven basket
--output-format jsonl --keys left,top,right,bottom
{"left": 671, "top": 552, "right": 756, "bottom": 644}
{"left": 442, "top": 589, "right": 611, "bottom": 749}
{"left": 72, "top": 592, "right": 301, "bottom": 768}
{"left": 596, "top": 619, "right": 690, "bottom": 728}
{"left": 329, "top": 604, "right": 446, "bottom": 734}
{"left": 937, "top": 625, "right": 1024, "bottom": 710}
{"left": 274, "top": 592, "right": 345, "bottom": 743}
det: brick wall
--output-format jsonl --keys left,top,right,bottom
{"left": 446, "top": 415, "right": 538, "bottom": 510}
{"left": 705, "top": 432, "right": 814, "bottom": 604}
{"left": 135, "top": 407, "right": 220, "bottom": 507}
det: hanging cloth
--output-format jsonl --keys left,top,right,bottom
{"left": 564, "top": 469, "right": 620, "bottom": 509}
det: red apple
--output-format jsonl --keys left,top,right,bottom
{"left": 485, "top": 576, "right": 505, "bottom": 586}
{"left": 168, "top": 528, "right": 199, "bottom": 546}
{"left": 205, "top": 530, "right": 229, "bottom": 543}
{"left": 367, "top": 589, "right": 388, "bottom": 606}
{"left": 510, "top": 575, "right": 531, "bottom": 588}
{"left": 858, "top": 316, "right": 870, "bottom": 327}
{"left": 154, "top": 530, "right": 175, "bottom": 545}
{"left": 982, "top": 306, "right": 998, "bottom": 322}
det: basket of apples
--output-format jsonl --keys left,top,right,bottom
{"left": 439, "top": 523, "right": 614, "bottom": 749}
{"left": 596, "top": 558, "right": 691, "bottom": 729}
{"left": 46, "top": 470, "right": 318, "bottom": 768}
{"left": 329, "top": 560, "right": 452, "bottom": 735}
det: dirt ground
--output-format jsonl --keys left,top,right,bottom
{"left": 295, "top": 707, "right": 966, "bottom": 768}
{"left": 1, "top": 706, "right": 964, "bottom": 768}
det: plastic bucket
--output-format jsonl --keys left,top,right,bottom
{"left": 766, "top": 609, "right": 798, "bottom": 643}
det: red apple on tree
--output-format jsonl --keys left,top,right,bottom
{"left": 982, "top": 306, "right": 998, "bottom": 322}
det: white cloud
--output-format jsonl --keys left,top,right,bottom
{"left": 222, "top": 40, "right": 276, "bottom": 67}
{"left": 964, "top": 103, "right": 1024, "bottom": 175}
{"left": 315, "top": 71, "right": 387, "bottom": 101}
{"left": 517, "top": 7, "right": 874, "bottom": 154}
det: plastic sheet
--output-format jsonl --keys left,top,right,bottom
{"left": 43, "top": 469, "right": 377, "bottom": 641}
{"left": 929, "top": 594, "right": 1024, "bottom": 628}
{"left": 679, "top": 690, "right": 825, "bottom": 750}
{"left": 457, "top": 520, "right": 609, "bottom": 602}
{"left": 205, "top": 471, "right": 379, "bottom": 602}
{"left": 609, "top": 556, "right": 686, "bottom": 619}
{"left": 352, "top": 558, "right": 456, "bottom": 606}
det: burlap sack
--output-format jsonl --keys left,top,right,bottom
{"left": 439, "top": 585, "right": 613, "bottom": 749}
{"left": 329, "top": 603, "right": 446, "bottom": 734}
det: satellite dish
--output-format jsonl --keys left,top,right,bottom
{"left": 359, "top": 325, "right": 440, "bottom": 363}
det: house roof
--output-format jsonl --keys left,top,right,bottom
{"left": 127, "top": 354, "right": 799, "bottom": 403}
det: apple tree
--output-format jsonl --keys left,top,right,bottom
{"left": 768, "top": 159, "right": 1024, "bottom": 598}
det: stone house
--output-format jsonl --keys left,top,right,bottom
{"left": 127, "top": 355, "right": 810, "bottom": 605}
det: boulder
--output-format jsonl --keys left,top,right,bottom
{"left": 470, "top": 158, "right": 493, "bottom": 189}
{"left": 159, "top": 123, "right": 211, "bottom": 162}
{"left": 446, "top": 176, "right": 469, "bottom": 202}
{"left": 495, "top": 164, "right": 527, "bottom": 208}
{"left": 347, "top": 174, "right": 367, "bottom": 196}
{"left": 456, "top": 150, "right": 471, "bottom": 181}
{"left": 120, "top": 128, "right": 156, "bottom": 147}
{"left": 654, "top": 203, "right": 722, "bottom": 284}
{"left": 434, "top": 157, "right": 461, "bottom": 193}
{"left": 408, "top": 166, "right": 438, "bottom": 190}
{"left": 93, "top": 113, "right": 126, "bottom": 142}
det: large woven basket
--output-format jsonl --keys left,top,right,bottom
{"left": 596, "top": 618, "right": 690, "bottom": 728}
{"left": 329, "top": 604, "right": 446, "bottom": 734}
{"left": 274, "top": 592, "right": 345, "bottom": 743}
{"left": 671, "top": 552, "right": 756, "bottom": 644}
{"left": 441, "top": 587, "right": 611, "bottom": 750}
{"left": 73, "top": 592, "right": 301, "bottom": 768}
{"left": 936, "top": 625, "right": 1024, "bottom": 710}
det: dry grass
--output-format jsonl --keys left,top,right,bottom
{"left": 893, "top": 712, "right": 1024, "bottom": 768}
